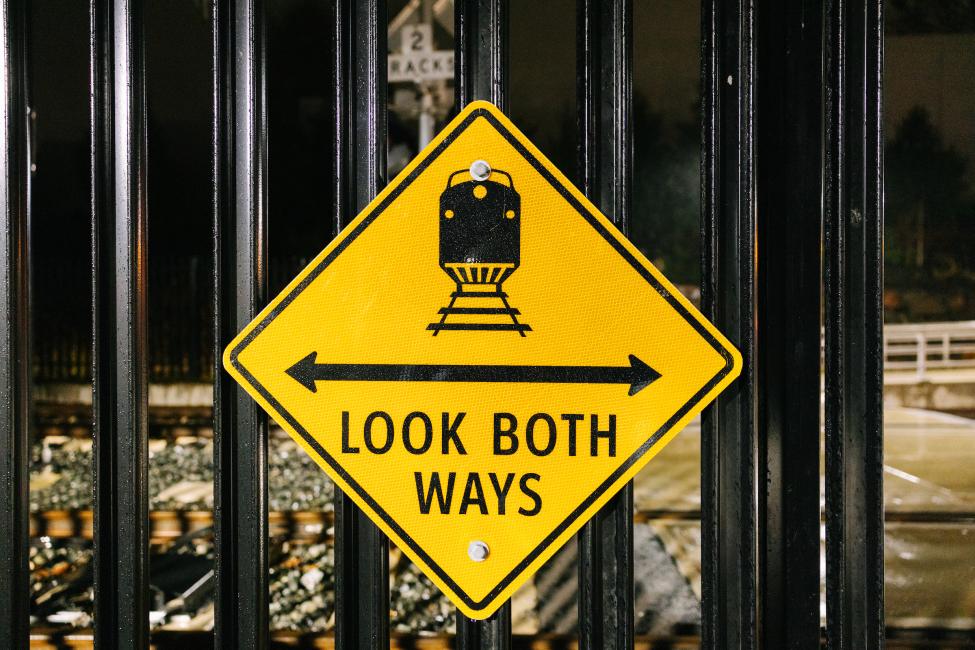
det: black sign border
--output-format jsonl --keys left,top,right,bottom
{"left": 229, "top": 106, "right": 736, "bottom": 612}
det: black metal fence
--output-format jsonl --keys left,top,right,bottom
{"left": 0, "top": 0, "right": 884, "bottom": 648}
{"left": 32, "top": 256, "right": 321, "bottom": 384}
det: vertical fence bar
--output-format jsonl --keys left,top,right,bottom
{"left": 755, "top": 0, "right": 823, "bottom": 647}
{"left": 575, "top": 1, "right": 633, "bottom": 648}
{"left": 328, "top": 0, "right": 346, "bottom": 241}
{"left": 0, "top": 0, "right": 29, "bottom": 646}
{"left": 700, "top": 0, "right": 757, "bottom": 648}
{"left": 456, "top": 606, "right": 512, "bottom": 650}
{"left": 454, "top": 0, "right": 507, "bottom": 110}
{"left": 824, "top": 0, "right": 885, "bottom": 648}
{"left": 452, "top": 1, "right": 510, "bottom": 646}
{"left": 332, "top": 1, "right": 390, "bottom": 648}
{"left": 91, "top": 0, "right": 149, "bottom": 646}
{"left": 213, "top": 0, "right": 270, "bottom": 648}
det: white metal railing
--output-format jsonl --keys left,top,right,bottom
{"left": 884, "top": 321, "right": 975, "bottom": 382}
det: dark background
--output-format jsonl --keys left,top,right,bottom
{"left": 26, "top": 0, "right": 975, "bottom": 381}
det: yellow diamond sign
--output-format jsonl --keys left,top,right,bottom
{"left": 224, "top": 101, "right": 741, "bottom": 619}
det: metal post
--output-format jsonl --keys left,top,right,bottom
{"left": 453, "top": 1, "right": 511, "bottom": 645}
{"left": 824, "top": 0, "right": 885, "bottom": 647}
{"left": 755, "top": 0, "right": 823, "bottom": 646}
{"left": 576, "top": 1, "right": 633, "bottom": 648}
{"left": 0, "top": 0, "right": 30, "bottom": 645}
{"left": 91, "top": 0, "right": 150, "bottom": 647}
{"left": 213, "top": 0, "right": 270, "bottom": 648}
{"left": 700, "top": 0, "right": 758, "bottom": 648}
{"left": 418, "top": 87, "right": 435, "bottom": 151}
{"left": 332, "top": 1, "right": 390, "bottom": 648}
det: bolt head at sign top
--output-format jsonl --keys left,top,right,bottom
{"left": 224, "top": 101, "right": 742, "bottom": 619}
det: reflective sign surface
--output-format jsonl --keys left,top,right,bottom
{"left": 224, "top": 101, "right": 741, "bottom": 619}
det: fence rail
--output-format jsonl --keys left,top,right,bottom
{"left": 884, "top": 321, "right": 975, "bottom": 381}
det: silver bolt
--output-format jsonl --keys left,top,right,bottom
{"left": 470, "top": 159, "right": 491, "bottom": 181}
{"left": 468, "top": 540, "right": 490, "bottom": 562}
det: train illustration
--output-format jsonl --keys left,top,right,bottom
{"left": 427, "top": 161, "right": 531, "bottom": 336}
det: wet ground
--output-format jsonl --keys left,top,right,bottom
{"left": 628, "top": 406, "right": 975, "bottom": 632}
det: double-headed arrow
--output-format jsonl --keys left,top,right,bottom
{"left": 286, "top": 351, "right": 660, "bottom": 396}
